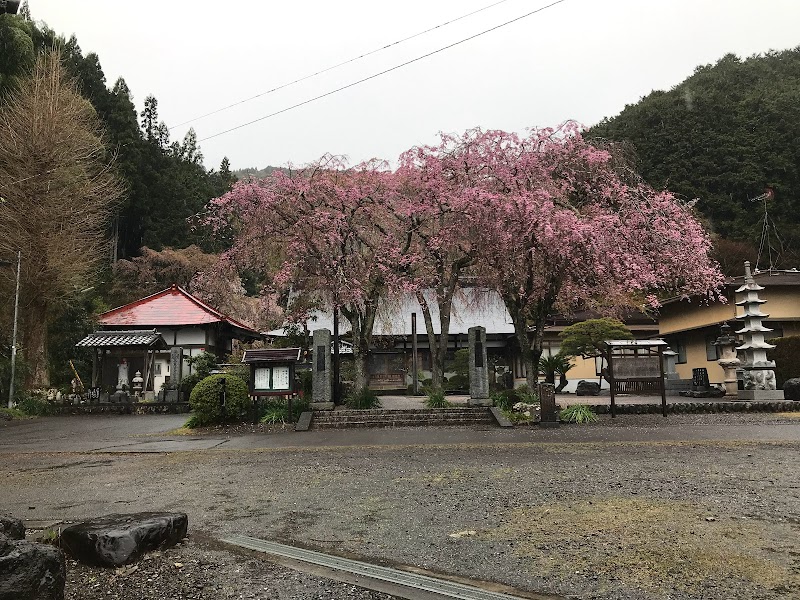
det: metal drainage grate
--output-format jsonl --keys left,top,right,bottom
{"left": 221, "top": 534, "right": 530, "bottom": 600}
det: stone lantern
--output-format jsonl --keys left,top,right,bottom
{"left": 714, "top": 322, "right": 740, "bottom": 396}
{"left": 132, "top": 370, "right": 144, "bottom": 396}
{"left": 735, "top": 261, "right": 783, "bottom": 400}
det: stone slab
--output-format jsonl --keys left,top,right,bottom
{"left": 295, "top": 411, "right": 313, "bottom": 432}
{"left": 489, "top": 407, "right": 514, "bottom": 427}
{"left": 737, "top": 390, "right": 785, "bottom": 401}
{"left": 310, "top": 402, "right": 335, "bottom": 411}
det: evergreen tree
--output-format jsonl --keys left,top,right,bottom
{"left": 589, "top": 48, "right": 800, "bottom": 265}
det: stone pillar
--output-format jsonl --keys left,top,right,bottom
{"left": 736, "top": 261, "right": 783, "bottom": 400}
{"left": 714, "top": 322, "right": 741, "bottom": 397}
{"left": 312, "top": 329, "right": 335, "bottom": 410}
{"left": 468, "top": 326, "right": 490, "bottom": 405}
{"left": 165, "top": 347, "right": 183, "bottom": 403}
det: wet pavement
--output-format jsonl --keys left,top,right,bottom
{"left": 3, "top": 410, "right": 800, "bottom": 454}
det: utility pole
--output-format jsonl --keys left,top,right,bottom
{"left": 8, "top": 250, "right": 21, "bottom": 408}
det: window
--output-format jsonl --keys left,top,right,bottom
{"left": 705, "top": 335, "right": 720, "bottom": 361}
{"left": 665, "top": 338, "right": 687, "bottom": 364}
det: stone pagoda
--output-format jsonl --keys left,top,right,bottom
{"left": 735, "top": 261, "right": 783, "bottom": 400}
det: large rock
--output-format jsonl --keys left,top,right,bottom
{"left": 575, "top": 380, "right": 601, "bottom": 396}
{"left": 60, "top": 512, "right": 188, "bottom": 567}
{"left": 783, "top": 378, "right": 800, "bottom": 401}
{"left": 0, "top": 533, "right": 66, "bottom": 600}
{"left": 0, "top": 516, "right": 24, "bottom": 540}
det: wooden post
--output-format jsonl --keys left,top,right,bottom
{"left": 92, "top": 350, "right": 98, "bottom": 388}
{"left": 608, "top": 349, "right": 616, "bottom": 419}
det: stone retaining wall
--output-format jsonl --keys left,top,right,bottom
{"left": 588, "top": 401, "right": 800, "bottom": 415}
{"left": 53, "top": 402, "right": 191, "bottom": 416}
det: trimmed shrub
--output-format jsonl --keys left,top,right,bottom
{"left": 189, "top": 373, "right": 252, "bottom": 426}
{"left": 445, "top": 373, "right": 468, "bottom": 391}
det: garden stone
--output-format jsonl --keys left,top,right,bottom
{"left": 0, "top": 516, "right": 24, "bottom": 540}
{"left": 575, "top": 380, "right": 601, "bottom": 396}
{"left": 0, "top": 532, "right": 66, "bottom": 600}
{"left": 783, "top": 378, "right": 800, "bottom": 401}
{"left": 60, "top": 512, "right": 187, "bottom": 567}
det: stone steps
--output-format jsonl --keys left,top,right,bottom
{"left": 309, "top": 407, "right": 496, "bottom": 429}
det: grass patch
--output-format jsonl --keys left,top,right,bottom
{"left": 775, "top": 412, "right": 800, "bottom": 419}
{"left": 425, "top": 389, "right": 452, "bottom": 408}
{"left": 487, "top": 496, "right": 797, "bottom": 593}
{"left": 0, "top": 407, "right": 31, "bottom": 420}
{"left": 345, "top": 387, "right": 381, "bottom": 410}
{"left": 559, "top": 404, "right": 598, "bottom": 423}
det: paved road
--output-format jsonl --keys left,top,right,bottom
{"left": 3, "top": 412, "right": 800, "bottom": 453}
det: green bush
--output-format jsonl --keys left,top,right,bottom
{"left": 559, "top": 404, "right": 598, "bottom": 424}
{"left": 297, "top": 369, "right": 313, "bottom": 398}
{"left": 491, "top": 389, "right": 517, "bottom": 411}
{"left": 180, "top": 352, "right": 218, "bottom": 397}
{"left": 768, "top": 336, "right": 800, "bottom": 388}
{"left": 260, "top": 405, "right": 287, "bottom": 425}
{"left": 17, "top": 392, "right": 55, "bottom": 416}
{"left": 345, "top": 387, "right": 381, "bottom": 409}
{"left": 445, "top": 373, "right": 468, "bottom": 391}
{"left": 425, "top": 389, "right": 451, "bottom": 408}
{"left": 189, "top": 373, "right": 252, "bottom": 426}
{"left": 256, "top": 395, "right": 309, "bottom": 424}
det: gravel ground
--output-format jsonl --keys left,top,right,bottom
{"left": 63, "top": 537, "right": 401, "bottom": 600}
{"left": 3, "top": 412, "right": 800, "bottom": 600}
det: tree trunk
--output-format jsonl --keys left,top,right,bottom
{"left": 416, "top": 284, "right": 457, "bottom": 392}
{"left": 416, "top": 291, "right": 439, "bottom": 391}
{"left": 23, "top": 302, "right": 49, "bottom": 389}
{"left": 341, "top": 293, "right": 378, "bottom": 393}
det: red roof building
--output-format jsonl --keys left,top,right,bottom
{"left": 98, "top": 284, "right": 257, "bottom": 335}
{"left": 82, "top": 285, "right": 261, "bottom": 396}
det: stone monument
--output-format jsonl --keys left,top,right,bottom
{"left": 311, "top": 329, "right": 334, "bottom": 410}
{"left": 736, "top": 261, "right": 783, "bottom": 400}
{"left": 116, "top": 358, "right": 129, "bottom": 391}
{"left": 164, "top": 347, "right": 183, "bottom": 403}
{"left": 714, "top": 322, "right": 741, "bottom": 397}
{"left": 468, "top": 326, "right": 490, "bottom": 405}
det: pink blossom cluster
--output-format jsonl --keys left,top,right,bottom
{"left": 203, "top": 123, "right": 723, "bottom": 383}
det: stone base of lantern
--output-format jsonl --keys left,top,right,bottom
{"left": 737, "top": 389, "right": 785, "bottom": 401}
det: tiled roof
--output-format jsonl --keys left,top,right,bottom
{"left": 97, "top": 285, "right": 259, "bottom": 335}
{"left": 242, "top": 348, "right": 301, "bottom": 363}
{"left": 76, "top": 329, "right": 168, "bottom": 348}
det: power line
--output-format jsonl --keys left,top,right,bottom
{"left": 198, "top": 0, "right": 568, "bottom": 143}
{"left": 170, "top": 0, "right": 516, "bottom": 130}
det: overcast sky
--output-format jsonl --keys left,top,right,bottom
{"left": 27, "top": 0, "right": 800, "bottom": 171}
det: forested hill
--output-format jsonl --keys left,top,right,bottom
{"left": 589, "top": 47, "right": 800, "bottom": 268}
{"left": 233, "top": 166, "right": 283, "bottom": 180}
